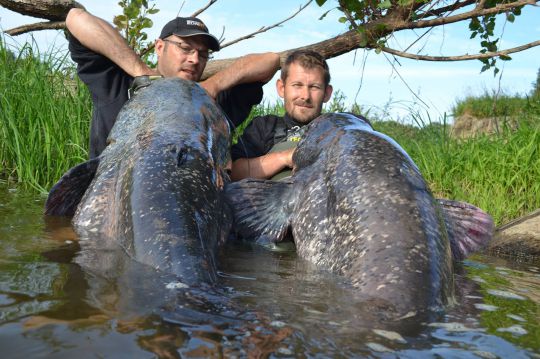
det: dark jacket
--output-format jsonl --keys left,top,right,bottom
{"left": 231, "top": 114, "right": 307, "bottom": 161}
{"left": 68, "top": 34, "right": 264, "bottom": 158}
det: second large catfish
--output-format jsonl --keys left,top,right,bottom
{"left": 226, "top": 113, "right": 494, "bottom": 319}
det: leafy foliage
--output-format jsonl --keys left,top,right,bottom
{"left": 316, "top": 0, "right": 526, "bottom": 74}
{"left": 113, "top": 0, "right": 160, "bottom": 65}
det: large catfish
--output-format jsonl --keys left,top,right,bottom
{"left": 45, "top": 78, "right": 232, "bottom": 286}
{"left": 225, "top": 113, "right": 493, "bottom": 320}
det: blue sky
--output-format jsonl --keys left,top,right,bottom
{"left": 1, "top": 1, "right": 539, "bottom": 122}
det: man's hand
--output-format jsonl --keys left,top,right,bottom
{"left": 280, "top": 147, "right": 295, "bottom": 169}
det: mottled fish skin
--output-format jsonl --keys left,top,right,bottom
{"left": 74, "top": 78, "right": 232, "bottom": 285}
{"left": 288, "top": 114, "right": 453, "bottom": 314}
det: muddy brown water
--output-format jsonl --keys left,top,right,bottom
{"left": 0, "top": 182, "right": 539, "bottom": 358}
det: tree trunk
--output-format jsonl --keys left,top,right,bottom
{"left": 202, "top": 30, "right": 364, "bottom": 79}
{"left": 0, "top": 0, "right": 84, "bottom": 21}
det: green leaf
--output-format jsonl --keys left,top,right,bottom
{"left": 378, "top": 0, "right": 392, "bottom": 10}
{"left": 113, "top": 15, "right": 127, "bottom": 28}
{"left": 398, "top": 0, "right": 414, "bottom": 6}
{"left": 469, "top": 17, "right": 480, "bottom": 31}
{"left": 318, "top": 9, "right": 332, "bottom": 20}
{"left": 315, "top": 0, "right": 327, "bottom": 6}
{"left": 124, "top": 6, "right": 139, "bottom": 19}
{"left": 338, "top": 16, "right": 347, "bottom": 23}
{"left": 142, "top": 18, "right": 153, "bottom": 29}
{"left": 357, "top": 27, "right": 368, "bottom": 47}
{"left": 113, "top": 19, "right": 128, "bottom": 30}
{"left": 506, "top": 13, "right": 515, "bottom": 23}
{"left": 486, "top": 19, "right": 495, "bottom": 35}
{"left": 499, "top": 54, "right": 512, "bottom": 61}
{"left": 375, "top": 23, "right": 388, "bottom": 32}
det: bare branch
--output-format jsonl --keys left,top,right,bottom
{"left": 338, "top": 0, "right": 358, "bottom": 29}
{"left": 400, "top": 0, "right": 538, "bottom": 31}
{"left": 380, "top": 40, "right": 540, "bottom": 61}
{"left": 219, "top": 0, "right": 312, "bottom": 49}
{"left": 419, "top": 0, "right": 476, "bottom": 19}
{"left": 190, "top": 0, "right": 218, "bottom": 18}
{"left": 382, "top": 52, "right": 430, "bottom": 108}
{"left": 4, "top": 20, "right": 66, "bottom": 36}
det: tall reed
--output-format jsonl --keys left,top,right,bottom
{"left": 375, "top": 113, "right": 540, "bottom": 225}
{"left": 0, "top": 38, "right": 91, "bottom": 192}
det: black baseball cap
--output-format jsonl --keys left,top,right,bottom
{"left": 159, "top": 17, "right": 220, "bottom": 51}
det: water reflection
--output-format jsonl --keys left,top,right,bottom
{"left": 0, "top": 183, "right": 539, "bottom": 357}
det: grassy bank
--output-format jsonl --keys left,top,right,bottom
{"left": 0, "top": 38, "right": 91, "bottom": 192}
{"left": 1, "top": 39, "right": 538, "bottom": 225}
{"left": 453, "top": 92, "right": 540, "bottom": 118}
{"left": 375, "top": 116, "right": 539, "bottom": 225}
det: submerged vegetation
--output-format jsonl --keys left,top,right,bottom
{"left": 0, "top": 38, "right": 538, "bottom": 225}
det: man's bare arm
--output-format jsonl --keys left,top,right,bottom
{"left": 66, "top": 8, "right": 156, "bottom": 78}
{"left": 231, "top": 148, "right": 294, "bottom": 181}
{"left": 200, "top": 52, "right": 280, "bottom": 99}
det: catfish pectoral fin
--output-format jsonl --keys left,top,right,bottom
{"left": 44, "top": 157, "right": 100, "bottom": 217}
{"left": 438, "top": 198, "right": 495, "bottom": 260}
{"left": 225, "top": 179, "right": 296, "bottom": 243}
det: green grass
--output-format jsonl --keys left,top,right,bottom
{"left": 452, "top": 90, "right": 540, "bottom": 118}
{"left": 0, "top": 37, "right": 91, "bottom": 192}
{"left": 374, "top": 113, "right": 540, "bottom": 225}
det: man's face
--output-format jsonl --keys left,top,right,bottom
{"left": 276, "top": 62, "right": 333, "bottom": 124}
{"left": 155, "top": 35, "right": 210, "bottom": 81}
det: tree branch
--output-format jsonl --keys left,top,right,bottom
{"left": 381, "top": 40, "right": 540, "bottom": 61}
{"left": 219, "top": 0, "right": 312, "bottom": 49}
{"left": 338, "top": 0, "right": 358, "bottom": 28}
{"left": 190, "top": 0, "right": 218, "bottom": 18}
{"left": 0, "top": 0, "right": 84, "bottom": 21}
{"left": 4, "top": 21, "right": 66, "bottom": 36}
{"left": 419, "top": 0, "right": 477, "bottom": 19}
{"left": 400, "top": 0, "right": 538, "bottom": 31}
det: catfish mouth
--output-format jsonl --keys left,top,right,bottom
{"left": 139, "top": 231, "right": 219, "bottom": 285}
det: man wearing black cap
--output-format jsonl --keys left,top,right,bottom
{"left": 65, "top": 8, "right": 280, "bottom": 158}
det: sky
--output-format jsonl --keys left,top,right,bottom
{"left": 1, "top": 0, "right": 539, "bottom": 123}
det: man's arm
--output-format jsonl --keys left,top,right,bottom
{"left": 66, "top": 8, "right": 156, "bottom": 78}
{"left": 231, "top": 148, "right": 294, "bottom": 181}
{"left": 200, "top": 52, "right": 280, "bottom": 99}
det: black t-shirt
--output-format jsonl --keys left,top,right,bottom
{"left": 231, "top": 113, "right": 306, "bottom": 161}
{"left": 68, "top": 34, "right": 264, "bottom": 158}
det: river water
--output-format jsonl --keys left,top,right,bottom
{"left": 0, "top": 181, "right": 539, "bottom": 358}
